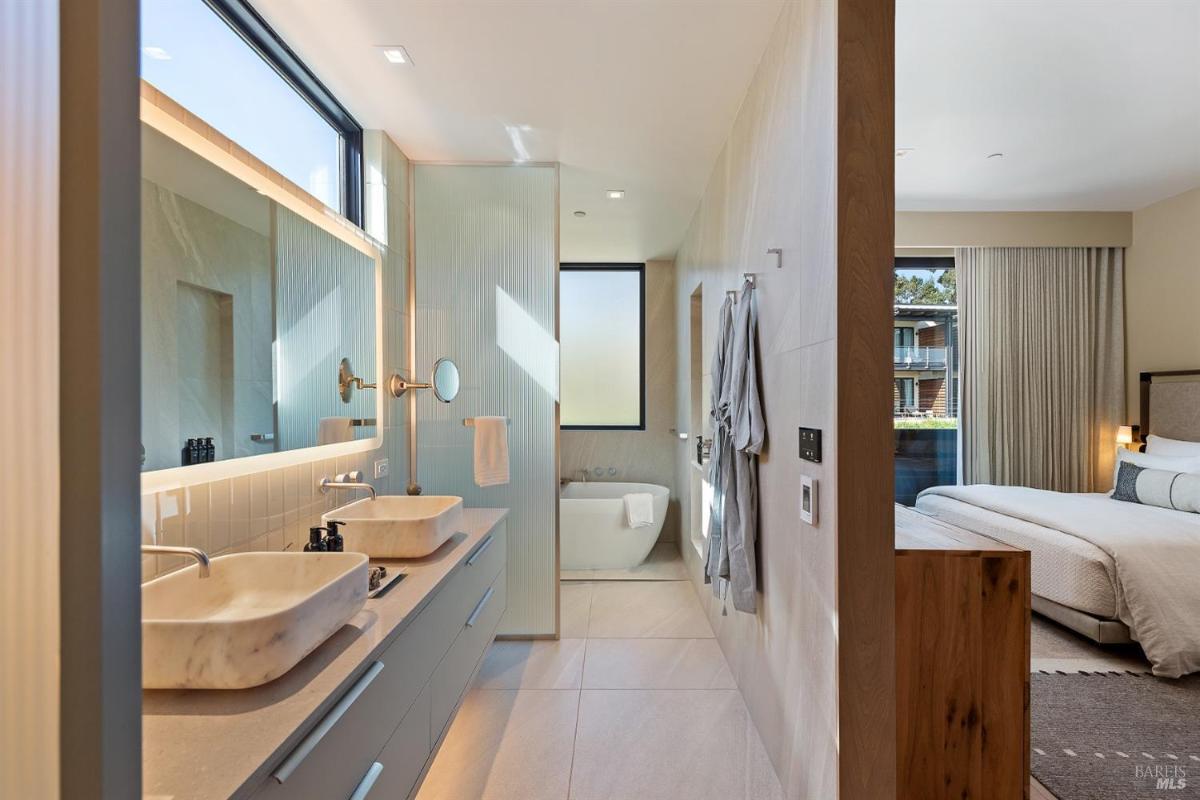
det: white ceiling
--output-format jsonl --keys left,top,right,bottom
{"left": 253, "top": 0, "right": 783, "bottom": 262}
{"left": 897, "top": 0, "right": 1200, "bottom": 211}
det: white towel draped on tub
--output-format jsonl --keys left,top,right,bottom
{"left": 623, "top": 493, "right": 655, "bottom": 528}
{"left": 317, "top": 417, "right": 353, "bottom": 445}
{"left": 472, "top": 416, "right": 510, "bottom": 487}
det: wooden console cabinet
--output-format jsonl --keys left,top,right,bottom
{"left": 895, "top": 505, "right": 1030, "bottom": 800}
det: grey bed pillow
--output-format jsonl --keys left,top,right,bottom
{"left": 1112, "top": 462, "right": 1200, "bottom": 513}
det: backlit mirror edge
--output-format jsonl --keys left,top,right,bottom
{"left": 139, "top": 93, "right": 386, "bottom": 495}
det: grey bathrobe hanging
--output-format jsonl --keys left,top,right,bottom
{"left": 725, "top": 280, "right": 765, "bottom": 613}
{"left": 704, "top": 297, "right": 735, "bottom": 590}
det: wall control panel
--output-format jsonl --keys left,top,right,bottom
{"left": 798, "top": 427, "right": 822, "bottom": 463}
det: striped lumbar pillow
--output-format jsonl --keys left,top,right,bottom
{"left": 1112, "top": 462, "right": 1200, "bottom": 513}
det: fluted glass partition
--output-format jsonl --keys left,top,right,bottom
{"left": 414, "top": 164, "right": 559, "bottom": 636}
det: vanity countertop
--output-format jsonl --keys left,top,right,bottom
{"left": 142, "top": 507, "right": 508, "bottom": 800}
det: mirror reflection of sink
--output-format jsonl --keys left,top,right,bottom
{"left": 324, "top": 496, "right": 464, "bottom": 558}
{"left": 141, "top": 552, "right": 368, "bottom": 690}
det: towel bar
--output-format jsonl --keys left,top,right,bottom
{"left": 462, "top": 417, "right": 511, "bottom": 427}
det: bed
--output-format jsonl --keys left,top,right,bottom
{"left": 915, "top": 370, "right": 1200, "bottom": 678}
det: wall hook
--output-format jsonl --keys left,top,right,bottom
{"left": 767, "top": 247, "right": 783, "bottom": 269}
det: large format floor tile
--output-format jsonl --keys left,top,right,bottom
{"left": 582, "top": 638, "right": 735, "bottom": 690}
{"left": 474, "top": 639, "right": 586, "bottom": 690}
{"left": 560, "top": 581, "right": 593, "bottom": 638}
{"left": 562, "top": 541, "right": 688, "bottom": 582}
{"left": 416, "top": 689, "right": 579, "bottom": 800}
{"left": 586, "top": 580, "right": 713, "bottom": 638}
{"left": 569, "top": 689, "right": 785, "bottom": 800}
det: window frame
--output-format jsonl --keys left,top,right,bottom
{"left": 203, "top": 0, "right": 364, "bottom": 225}
{"left": 559, "top": 263, "right": 647, "bottom": 431}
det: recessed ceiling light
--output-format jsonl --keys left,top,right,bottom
{"left": 895, "top": 147, "right": 914, "bottom": 158}
{"left": 605, "top": 189, "right": 625, "bottom": 200}
{"left": 143, "top": 46, "right": 172, "bottom": 61}
{"left": 573, "top": 210, "right": 587, "bottom": 218}
{"left": 381, "top": 46, "right": 413, "bottom": 65}
{"left": 987, "top": 152, "right": 1004, "bottom": 159}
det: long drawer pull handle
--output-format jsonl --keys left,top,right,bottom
{"left": 272, "top": 661, "right": 385, "bottom": 783}
{"left": 465, "top": 587, "right": 495, "bottom": 628}
{"left": 466, "top": 535, "right": 494, "bottom": 566}
{"left": 348, "top": 762, "right": 384, "bottom": 800}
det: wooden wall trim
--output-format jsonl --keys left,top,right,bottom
{"left": 836, "top": 0, "right": 896, "bottom": 797}
{"left": 59, "top": 0, "right": 143, "bottom": 796}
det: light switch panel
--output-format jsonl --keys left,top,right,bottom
{"left": 374, "top": 458, "right": 389, "bottom": 479}
{"left": 798, "top": 427, "right": 822, "bottom": 463}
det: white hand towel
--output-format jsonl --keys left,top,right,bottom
{"left": 624, "top": 492, "right": 655, "bottom": 528}
{"left": 473, "top": 417, "right": 510, "bottom": 487}
{"left": 317, "top": 417, "right": 354, "bottom": 445}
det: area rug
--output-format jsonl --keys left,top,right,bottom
{"left": 1032, "top": 671, "right": 1200, "bottom": 799}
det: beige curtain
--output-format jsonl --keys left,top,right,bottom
{"left": 958, "top": 247, "right": 1125, "bottom": 492}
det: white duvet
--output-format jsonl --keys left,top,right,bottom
{"left": 920, "top": 484, "right": 1200, "bottom": 678}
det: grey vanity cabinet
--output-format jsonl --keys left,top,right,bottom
{"left": 252, "top": 522, "right": 507, "bottom": 800}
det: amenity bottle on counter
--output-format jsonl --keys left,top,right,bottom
{"left": 304, "top": 527, "right": 328, "bottom": 552}
{"left": 325, "top": 521, "right": 345, "bottom": 552}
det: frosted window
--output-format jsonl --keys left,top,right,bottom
{"left": 560, "top": 267, "right": 644, "bottom": 428}
{"left": 141, "top": 0, "right": 343, "bottom": 210}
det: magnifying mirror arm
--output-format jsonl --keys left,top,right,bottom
{"left": 387, "top": 374, "right": 431, "bottom": 397}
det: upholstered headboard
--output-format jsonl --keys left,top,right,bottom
{"left": 1140, "top": 370, "right": 1200, "bottom": 447}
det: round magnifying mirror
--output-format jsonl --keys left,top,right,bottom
{"left": 431, "top": 358, "right": 460, "bottom": 403}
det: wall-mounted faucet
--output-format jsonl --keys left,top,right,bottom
{"left": 142, "top": 544, "right": 211, "bottom": 578}
{"left": 319, "top": 470, "right": 377, "bottom": 501}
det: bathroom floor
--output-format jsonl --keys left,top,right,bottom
{"left": 415, "top": 576, "right": 786, "bottom": 800}
{"left": 559, "top": 540, "right": 687, "bottom": 582}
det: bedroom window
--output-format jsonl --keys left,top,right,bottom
{"left": 559, "top": 264, "right": 646, "bottom": 430}
{"left": 894, "top": 257, "right": 958, "bottom": 504}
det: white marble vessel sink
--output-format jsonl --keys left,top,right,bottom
{"left": 142, "top": 552, "right": 368, "bottom": 690}
{"left": 324, "top": 495, "right": 464, "bottom": 558}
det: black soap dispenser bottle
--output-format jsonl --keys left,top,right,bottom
{"left": 325, "top": 520, "right": 345, "bottom": 553}
{"left": 182, "top": 438, "right": 196, "bottom": 466}
{"left": 304, "top": 527, "right": 329, "bottom": 552}
{"left": 189, "top": 437, "right": 203, "bottom": 465}
{"left": 204, "top": 437, "right": 216, "bottom": 463}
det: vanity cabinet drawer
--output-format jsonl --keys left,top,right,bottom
{"left": 358, "top": 523, "right": 508, "bottom": 733}
{"left": 370, "top": 683, "right": 432, "bottom": 800}
{"left": 431, "top": 572, "right": 508, "bottom": 741}
{"left": 253, "top": 660, "right": 399, "bottom": 800}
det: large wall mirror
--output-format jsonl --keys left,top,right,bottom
{"left": 140, "top": 95, "right": 383, "bottom": 487}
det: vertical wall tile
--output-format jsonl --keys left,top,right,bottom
{"left": 208, "top": 478, "right": 231, "bottom": 553}
{"left": 183, "top": 483, "right": 210, "bottom": 554}
{"left": 251, "top": 471, "right": 269, "bottom": 537}
{"left": 159, "top": 488, "right": 184, "bottom": 548}
{"left": 231, "top": 475, "right": 251, "bottom": 546}
{"left": 141, "top": 493, "right": 159, "bottom": 545}
{"left": 267, "top": 468, "right": 285, "bottom": 533}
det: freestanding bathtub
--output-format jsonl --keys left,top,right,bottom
{"left": 560, "top": 482, "right": 670, "bottom": 570}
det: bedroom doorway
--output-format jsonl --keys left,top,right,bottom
{"left": 896, "top": 3, "right": 1197, "bottom": 799}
